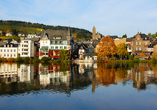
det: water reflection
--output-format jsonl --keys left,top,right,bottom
{"left": 0, "top": 63, "right": 157, "bottom": 96}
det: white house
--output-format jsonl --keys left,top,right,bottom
{"left": 19, "top": 39, "right": 34, "bottom": 57}
{"left": 39, "top": 28, "right": 71, "bottom": 59}
{"left": 27, "top": 34, "right": 40, "bottom": 38}
{"left": 0, "top": 43, "right": 19, "bottom": 58}
{"left": 18, "top": 32, "right": 25, "bottom": 37}
{"left": 6, "top": 32, "right": 13, "bottom": 36}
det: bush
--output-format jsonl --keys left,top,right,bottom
{"left": 16, "top": 56, "right": 23, "bottom": 62}
{"left": 33, "top": 57, "right": 40, "bottom": 62}
{"left": 23, "top": 57, "right": 29, "bottom": 62}
{"left": 7, "top": 58, "right": 15, "bottom": 62}
{"left": 129, "top": 55, "right": 134, "bottom": 60}
{"left": 134, "top": 58, "right": 140, "bottom": 63}
{"left": 151, "top": 57, "right": 157, "bottom": 63}
{"left": 41, "top": 57, "right": 51, "bottom": 62}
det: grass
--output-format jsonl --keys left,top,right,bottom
{"left": 0, "top": 25, "right": 42, "bottom": 34}
{"left": 0, "top": 36, "right": 20, "bottom": 40}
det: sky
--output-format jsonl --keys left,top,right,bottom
{"left": 0, "top": 0, "right": 157, "bottom": 37}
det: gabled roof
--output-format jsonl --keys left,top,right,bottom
{"left": 139, "top": 34, "right": 149, "bottom": 40}
{"left": 78, "top": 43, "right": 88, "bottom": 51}
{"left": 0, "top": 42, "right": 18, "bottom": 47}
{"left": 109, "top": 36, "right": 118, "bottom": 39}
{"left": 126, "top": 38, "right": 133, "bottom": 42}
{"left": 41, "top": 30, "right": 69, "bottom": 40}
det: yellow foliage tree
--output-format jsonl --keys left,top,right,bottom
{"left": 95, "top": 36, "right": 117, "bottom": 59}
{"left": 117, "top": 43, "right": 129, "bottom": 59}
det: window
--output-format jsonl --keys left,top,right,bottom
{"left": 7, "top": 49, "right": 9, "bottom": 52}
{"left": 137, "top": 38, "right": 140, "bottom": 40}
{"left": 55, "top": 46, "right": 58, "bottom": 49}
{"left": 136, "top": 42, "right": 138, "bottom": 45}
{"left": 139, "top": 42, "right": 141, "bottom": 45}
{"left": 55, "top": 41, "right": 57, "bottom": 44}
{"left": 1, "top": 49, "right": 2, "bottom": 52}
{"left": 60, "top": 46, "right": 63, "bottom": 49}
{"left": 14, "top": 49, "right": 16, "bottom": 52}
{"left": 4, "top": 49, "right": 6, "bottom": 52}
{"left": 10, "top": 54, "right": 12, "bottom": 57}
{"left": 60, "top": 41, "right": 62, "bottom": 44}
{"left": 24, "top": 41, "right": 28, "bottom": 43}
{"left": 64, "top": 46, "right": 67, "bottom": 49}
{"left": 136, "top": 47, "right": 138, "bottom": 51}
{"left": 10, "top": 49, "right": 12, "bottom": 52}
{"left": 139, "top": 48, "right": 141, "bottom": 51}
{"left": 7, "top": 54, "right": 9, "bottom": 57}
{"left": 145, "top": 42, "right": 148, "bottom": 45}
{"left": 4, "top": 54, "right": 6, "bottom": 56}
{"left": 51, "top": 41, "right": 53, "bottom": 44}
{"left": 51, "top": 46, "right": 54, "bottom": 49}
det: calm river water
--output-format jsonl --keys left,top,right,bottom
{"left": 0, "top": 63, "right": 157, "bottom": 110}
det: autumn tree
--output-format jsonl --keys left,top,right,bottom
{"left": 139, "top": 53, "right": 145, "bottom": 58}
{"left": 95, "top": 36, "right": 117, "bottom": 59}
{"left": 117, "top": 43, "right": 129, "bottom": 59}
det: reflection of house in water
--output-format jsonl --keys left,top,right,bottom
{"left": 0, "top": 63, "right": 18, "bottom": 83}
{"left": 131, "top": 64, "right": 154, "bottom": 90}
{"left": 18, "top": 64, "right": 34, "bottom": 82}
{"left": 39, "top": 64, "right": 71, "bottom": 87}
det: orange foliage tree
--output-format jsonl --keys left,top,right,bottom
{"left": 95, "top": 36, "right": 117, "bottom": 59}
{"left": 139, "top": 53, "right": 145, "bottom": 58}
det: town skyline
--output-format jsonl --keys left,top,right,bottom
{"left": 1, "top": 0, "right": 157, "bottom": 37}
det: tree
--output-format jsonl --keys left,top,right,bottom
{"left": 139, "top": 53, "right": 145, "bottom": 58}
{"left": 58, "top": 49, "right": 70, "bottom": 60}
{"left": 117, "top": 43, "right": 129, "bottom": 59}
{"left": 122, "top": 34, "right": 127, "bottom": 38}
{"left": 148, "top": 33, "right": 151, "bottom": 37}
{"left": 95, "top": 36, "right": 117, "bottom": 59}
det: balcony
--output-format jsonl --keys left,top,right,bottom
{"left": 40, "top": 47, "right": 48, "bottom": 50}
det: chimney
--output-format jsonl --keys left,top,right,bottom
{"left": 140, "top": 32, "right": 141, "bottom": 34}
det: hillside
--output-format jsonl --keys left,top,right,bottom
{"left": 0, "top": 20, "right": 92, "bottom": 36}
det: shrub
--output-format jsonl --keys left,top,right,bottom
{"left": 33, "top": 57, "right": 40, "bottom": 62}
{"left": 7, "top": 58, "right": 15, "bottom": 62}
{"left": 16, "top": 56, "right": 23, "bottom": 62}
{"left": 41, "top": 57, "right": 51, "bottom": 62}
{"left": 134, "top": 58, "right": 140, "bottom": 63}
{"left": 23, "top": 57, "right": 29, "bottom": 62}
{"left": 129, "top": 55, "right": 134, "bottom": 60}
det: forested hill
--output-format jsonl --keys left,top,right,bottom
{"left": 0, "top": 20, "right": 92, "bottom": 35}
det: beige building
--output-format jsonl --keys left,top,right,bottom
{"left": 132, "top": 32, "right": 151, "bottom": 57}
{"left": 92, "top": 26, "right": 101, "bottom": 40}
{"left": 114, "top": 38, "right": 126, "bottom": 46}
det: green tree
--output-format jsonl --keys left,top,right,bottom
{"left": 148, "top": 33, "right": 151, "bottom": 37}
{"left": 122, "top": 34, "right": 127, "bottom": 38}
{"left": 59, "top": 49, "right": 70, "bottom": 60}
{"left": 117, "top": 43, "right": 129, "bottom": 59}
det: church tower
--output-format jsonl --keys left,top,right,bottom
{"left": 67, "top": 26, "right": 71, "bottom": 50}
{"left": 92, "top": 26, "right": 96, "bottom": 40}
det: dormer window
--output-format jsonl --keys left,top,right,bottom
{"left": 137, "top": 38, "right": 140, "bottom": 40}
{"left": 145, "top": 37, "right": 147, "bottom": 40}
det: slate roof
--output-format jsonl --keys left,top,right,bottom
{"left": 126, "top": 38, "right": 133, "bottom": 42}
{"left": 0, "top": 43, "right": 18, "bottom": 47}
{"left": 109, "top": 36, "right": 118, "bottom": 39}
{"left": 41, "top": 29, "right": 70, "bottom": 40}
{"left": 139, "top": 34, "right": 150, "bottom": 40}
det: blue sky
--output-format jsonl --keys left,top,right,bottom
{"left": 0, "top": 0, "right": 157, "bottom": 37}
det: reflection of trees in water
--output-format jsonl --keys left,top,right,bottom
{"left": 1, "top": 63, "right": 157, "bottom": 96}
